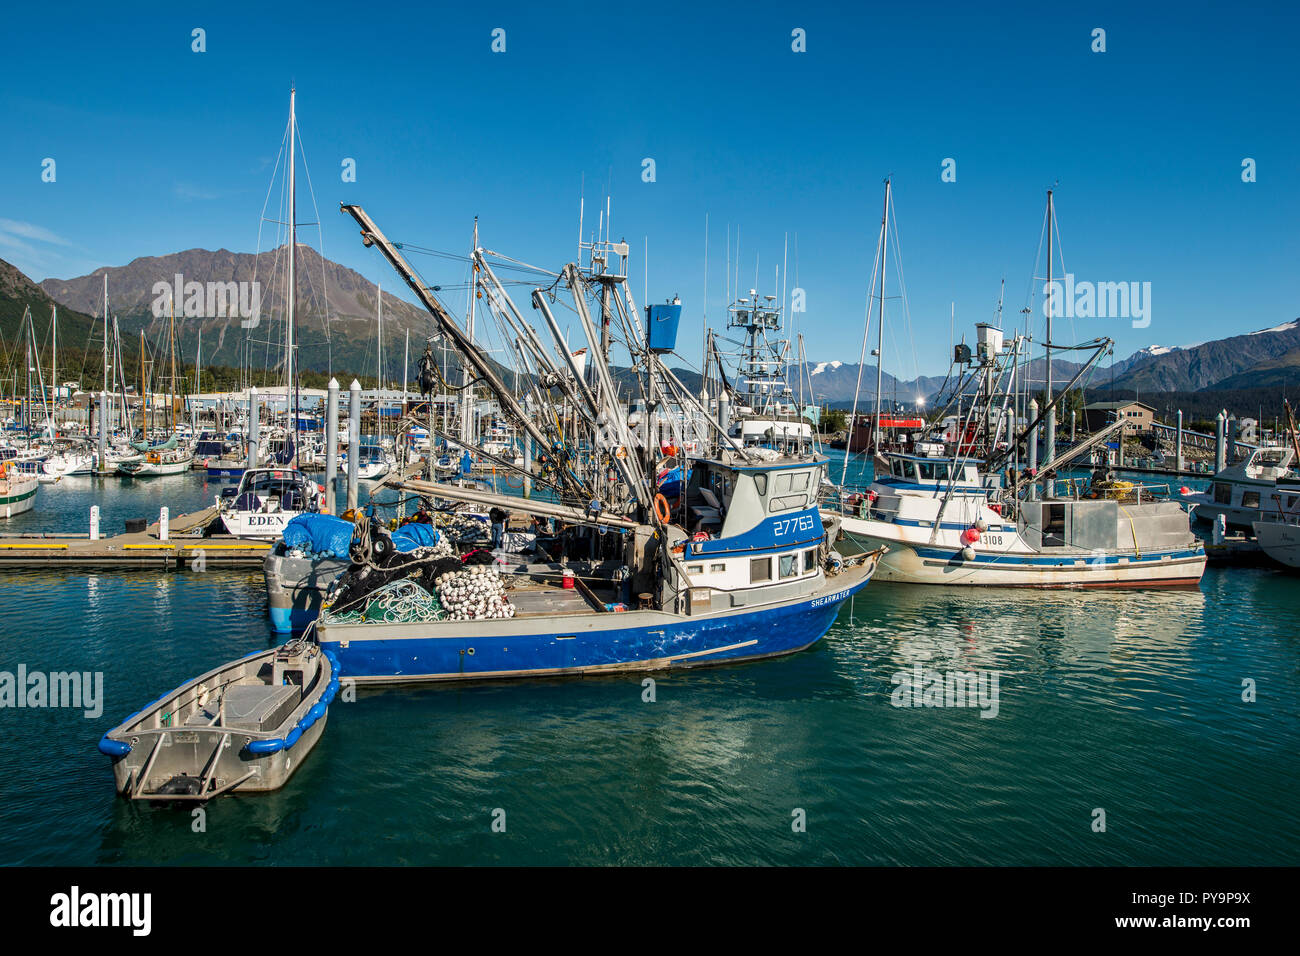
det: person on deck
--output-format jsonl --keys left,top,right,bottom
{"left": 489, "top": 506, "right": 507, "bottom": 550}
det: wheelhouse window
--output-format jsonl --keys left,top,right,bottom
{"left": 753, "top": 474, "right": 767, "bottom": 495}
{"left": 770, "top": 494, "right": 808, "bottom": 512}
{"left": 804, "top": 549, "right": 818, "bottom": 573}
{"left": 1213, "top": 483, "right": 1232, "bottom": 504}
{"left": 750, "top": 557, "right": 772, "bottom": 583}
{"left": 779, "top": 554, "right": 798, "bottom": 579}
{"left": 1243, "top": 491, "right": 1261, "bottom": 509}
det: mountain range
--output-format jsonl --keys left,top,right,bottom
{"left": 7, "top": 247, "right": 1300, "bottom": 404}
{"left": 35, "top": 245, "right": 439, "bottom": 382}
{"left": 782, "top": 321, "right": 1300, "bottom": 405}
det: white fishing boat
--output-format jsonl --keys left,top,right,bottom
{"left": 832, "top": 190, "right": 1205, "bottom": 588}
{"left": 835, "top": 452, "right": 1205, "bottom": 587}
{"left": 1250, "top": 481, "right": 1300, "bottom": 570}
{"left": 1253, "top": 514, "right": 1300, "bottom": 569}
{"left": 1185, "top": 446, "right": 1296, "bottom": 530}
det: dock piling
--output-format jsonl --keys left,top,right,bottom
{"left": 248, "top": 387, "right": 261, "bottom": 470}
{"left": 97, "top": 391, "right": 108, "bottom": 473}
{"left": 1215, "top": 411, "right": 1227, "bottom": 473}
{"left": 90, "top": 506, "right": 100, "bottom": 541}
{"left": 1027, "top": 398, "right": 1039, "bottom": 500}
{"left": 1176, "top": 410, "right": 1184, "bottom": 473}
{"left": 347, "top": 379, "right": 360, "bottom": 512}
{"left": 159, "top": 507, "right": 169, "bottom": 542}
{"left": 326, "top": 377, "right": 339, "bottom": 514}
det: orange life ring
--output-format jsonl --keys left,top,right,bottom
{"left": 653, "top": 493, "right": 671, "bottom": 523}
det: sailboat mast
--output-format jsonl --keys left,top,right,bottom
{"left": 1044, "top": 189, "right": 1055, "bottom": 474}
{"left": 139, "top": 329, "right": 147, "bottom": 440}
{"left": 461, "top": 217, "right": 478, "bottom": 449}
{"left": 102, "top": 275, "right": 109, "bottom": 395}
{"left": 286, "top": 86, "right": 298, "bottom": 462}
{"left": 376, "top": 281, "right": 383, "bottom": 444}
{"left": 168, "top": 297, "right": 178, "bottom": 432}
{"left": 873, "top": 178, "right": 890, "bottom": 453}
{"left": 51, "top": 306, "right": 57, "bottom": 423}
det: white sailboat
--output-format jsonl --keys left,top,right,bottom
{"left": 219, "top": 86, "right": 323, "bottom": 531}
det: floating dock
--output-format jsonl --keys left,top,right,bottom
{"left": 0, "top": 506, "right": 272, "bottom": 570}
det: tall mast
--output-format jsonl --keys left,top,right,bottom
{"left": 873, "top": 178, "right": 890, "bottom": 452}
{"left": 24, "top": 311, "right": 32, "bottom": 447}
{"left": 1044, "top": 189, "right": 1055, "bottom": 475}
{"left": 461, "top": 216, "right": 478, "bottom": 448}
{"left": 102, "top": 274, "right": 109, "bottom": 395}
{"left": 287, "top": 85, "right": 298, "bottom": 462}
{"left": 168, "top": 294, "right": 178, "bottom": 432}
{"left": 51, "top": 306, "right": 57, "bottom": 417}
{"left": 139, "top": 328, "right": 147, "bottom": 440}
{"left": 376, "top": 281, "right": 383, "bottom": 443}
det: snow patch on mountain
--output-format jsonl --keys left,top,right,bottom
{"left": 809, "top": 360, "right": 843, "bottom": 376}
{"left": 1249, "top": 319, "right": 1300, "bottom": 336}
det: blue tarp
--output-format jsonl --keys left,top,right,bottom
{"left": 390, "top": 523, "right": 442, "bottom": 553}
{"left": 281, "top": 513, "right": 355, "bottom": 560}
{"left": 657, "top": 465, "right": 690, "bottom": 500}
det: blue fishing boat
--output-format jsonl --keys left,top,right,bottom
{"left": 316, "top": 455, "right": 883, "bottom": 682}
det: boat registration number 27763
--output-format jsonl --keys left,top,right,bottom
{"left": 810, "top": 588, "right": 851, "bottom": 608}
{"left": 772, "top": 514, "right": 816, "bottom": 538}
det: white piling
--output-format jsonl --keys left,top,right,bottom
{"left": 347, "top": 379, "right": 361, "bottom": 512}
{"left": 326, "top": 378, "right": 339, "bottom": 514}
{"left": 159, "top": 506, "right": 169, "bottom": 542}
{"left": 248, "top": 387, "right": 261, "bottom": 470}
{"left": 89, "top": 505, "right": 100, "bottom": 541}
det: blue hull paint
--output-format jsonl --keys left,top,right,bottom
{"left": 321, "top": 577, "right": 870, "bottom": 682}
{"left": 270, "top": 605, "right": 319, "bottom": 633}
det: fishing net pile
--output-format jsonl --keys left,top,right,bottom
{"left": 322, "top": 579, "right": 446, "bottom": 624}
{"left": 434, "top": 567, "right": 516, "bottom": 621}
{"left": 431, "top": 511, "right": 490, "bottom": 540}
{"left": 320, "top": 511, "right": 518, "bottom": 624}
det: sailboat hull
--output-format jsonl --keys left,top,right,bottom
{"left": 0, "top": 477, "right": 38, "bottom": 518}
{"left": 118, "top": 456, "right": 194, "bottom": 476}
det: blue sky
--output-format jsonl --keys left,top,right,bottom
{"left": 2, "top": 0, "right": 1297, "bottom": 378}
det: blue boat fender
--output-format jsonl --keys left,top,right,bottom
{"left": 98, "top": 734, "right": 131, "bottom": 758}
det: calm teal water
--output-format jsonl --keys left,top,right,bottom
{"left": 0, "top": 462, "right": 1296, "bottom": 865}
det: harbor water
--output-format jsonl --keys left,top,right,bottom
{"left": 0, "top": 461, "right": 1296, "bottom": 865}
